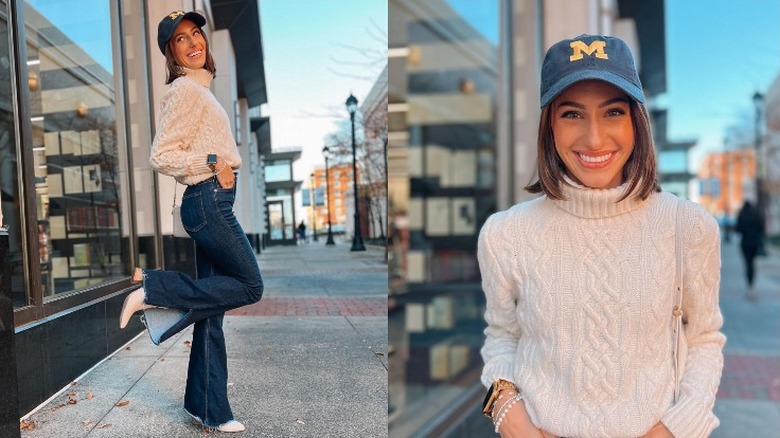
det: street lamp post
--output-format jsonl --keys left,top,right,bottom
{"left": 346, "top": 93, "right": 365, "bottom": 251}
{"left": 753, "top": 91, "right": 766, "bottom": 228}
{"left": 381, "top": 131, "right": 388, "bottom": 241}
{"left": 310, "top": 173, "right": 318, "bottom": 241}
{"left": 323, "top": 146, "right": 335, "bottom": 246}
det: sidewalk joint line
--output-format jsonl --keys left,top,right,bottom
{"left": 84, "top": 329, "right": 189, "bottom": 436}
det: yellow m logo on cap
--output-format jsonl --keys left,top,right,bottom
{"left": 569, "top": 40, "right": 608, "bottom": 62}
{"left": 168, "top": 10, "right": 185, "bottom": 20}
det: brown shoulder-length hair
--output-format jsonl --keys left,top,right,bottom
{"left": 524, "top": 98, "right": 661, "bottom": 201}
{"left": 163, "top": 27, "right": 217, "bottom": 85}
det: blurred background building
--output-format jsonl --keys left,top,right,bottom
{"left": 698, "top": 150, "right": 756, "bottom": 233}
{"left": 309, "top": 162, "right": 356, "bottom": 234}
{"left": 763, "top": 75, "right": 780, "bottom": 236}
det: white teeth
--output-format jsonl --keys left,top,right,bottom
{"left": 578, "top": 152, "right": 613, "bottom": 163}
{"left": 189, "top": 51, "right": 201, "bottom": 58}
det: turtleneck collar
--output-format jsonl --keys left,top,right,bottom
{"left": 180, "top": 67, "right": 213, "bottom": 87}
{"left": 550, "top": 175, "right": 646, "bottom": 219}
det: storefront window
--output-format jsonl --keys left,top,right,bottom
{"left": 659, "top": 150, "right": 688, "bottom": 173}
{"left": 265, "top": 159, "right": 292, "bottom": 182}
{"left": 0, "top": 0, "right": 25, "bottom": 308}
{"left": 388, "top": 0, "right": 502, "bottom": 435}
{"left": 268, "top": 191, "right": 294, "bottom": 241}
{"left": 25, "top": 0, "right": 128, "bottom": 297}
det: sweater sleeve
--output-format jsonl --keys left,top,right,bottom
{"left": 149, "top": 81, "right": 213, "bottom": 178}
{"left": 662, "top": 205, "right": 726, "bottom": 438}
{"left": 479, "top": 212, "right": 521, "bottom": 388}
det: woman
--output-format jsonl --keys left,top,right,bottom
{"left": 119, "top": 10, "right": 263, "bottom": 433}
{"left": 479, "top": 35, "right": 724, "bottom": 438}
{"left": 735, "top": 200, "right": 763, "bottom": 300}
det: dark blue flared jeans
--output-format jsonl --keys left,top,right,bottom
{"left": 140, "top": 177, "right": 263, "bottom": 428}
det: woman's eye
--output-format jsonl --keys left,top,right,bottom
{"left": 561, "top": 111, "right": 581, "bottom": 119}
{"left": 606, "top": 108, "right": 626, "bottom": 117}
{"left": 193, "top": 30, "right": 201, "bottom": 36}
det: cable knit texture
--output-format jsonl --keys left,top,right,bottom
{"left": 150, "top": 67, "right": 241, "bottom": 185}
{"left": 478, "top": 179, "right": 725, "bottom": 438}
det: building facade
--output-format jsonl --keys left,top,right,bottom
{"left": 763, "top": 73, "right": 780, "bottom": 237}
{"left": 311, "top": 163, "right": 356, "bottom": 233}
{"left": 698, "top": 150, "right": 757, "bottom": 223}
{"left": 2, "top": 0, "right": 270, "bottom": 417}
{"left": 360, "top": 65, "right": 389, "bottom": 240}
{"left": 264, "top": 147, "right": 302, "bottom": 245}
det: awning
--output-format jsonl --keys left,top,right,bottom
{"left": 211, "top": 0, "right": 268, "bottom": 107}
{"left": 617, "top": 0, "right": 666, "bottom": 97}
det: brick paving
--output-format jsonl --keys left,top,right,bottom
{"left": 717, "top": 355, "right": 780, "bottom": 401}
{"left": 710, "top": 240, "right": 780, "bottom": 437}
{"left": 262, "top": 266, "right": 388, "bottom": 276}
{"left": 227, "top": 296, "right": 387, "bottom": 317}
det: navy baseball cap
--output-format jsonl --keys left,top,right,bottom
{"left": 157, "top": 10, "right": 206, "bottom": 55}
{"left": 540, "top": 34, "right": 644, "bottom": 107}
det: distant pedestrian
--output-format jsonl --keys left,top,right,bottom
{"left": 478, "top": 35, "right": 724, "bottom": 438}
{"left": 298, "top": 221, "right": 307, "bottom": 243}
{"left": 735, "top": 200, "right": 764, "bottom": 300}
{"left": 118, "top": 10, "right": 263, "bottom": 433}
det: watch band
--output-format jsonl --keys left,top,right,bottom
{"left": 482, "top": 379, "right": 517, "bottom": 418}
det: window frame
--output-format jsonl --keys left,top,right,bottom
{"left": 12, "top": 0, "right": 141, "bottom": 327}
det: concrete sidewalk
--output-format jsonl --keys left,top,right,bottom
{"left": 20, "top": 241, "right": 388, "bottom": 438}
{"left": 711, "top": 239, "right": 780, "bottom": 437}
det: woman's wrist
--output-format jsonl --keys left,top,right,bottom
{"left": 492, "top": 393, "right": 522, "bottom": 433}
{"left": 482, "top": 379, "right": 518, "bottom": 418}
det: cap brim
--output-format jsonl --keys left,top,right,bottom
{"left": 540, "top": 70, "right": 645, "bottom": 107}
{"left": 182, "top": 12, "right": 206, "bottom": 27}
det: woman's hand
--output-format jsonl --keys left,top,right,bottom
{"left": 212, "top": 156, "right": 235, "bottom": 189}
{"left": 493, "top": 392, "right": 548, "bottom": 438}
{"left": 640, "top": 422, "right": 674, "bottom": 438}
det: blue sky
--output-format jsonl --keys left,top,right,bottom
{"left": 666, "top": 0, "right": 780, "bottom": 167}
{"left": 260, "top": 0, "right": 388, "bottom": 180}
{"left": 26, "top": 0, "right": 113, "bottom": 73}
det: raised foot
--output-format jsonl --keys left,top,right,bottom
{"left": 119, "top": 289, "right": 146, "bottom": 329}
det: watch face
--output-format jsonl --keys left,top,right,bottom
{"left": 482, "top": 382, "right": 498, "bottom": 415}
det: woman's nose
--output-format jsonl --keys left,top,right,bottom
{"left": 584, "top": 120, "right": 604, "bottom": 149}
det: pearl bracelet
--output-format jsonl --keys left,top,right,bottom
{"left": 491, "top": 391, "right": 516, "bottom": 419}
{"left": 493, "top": 394, "right": 522, "bottom": 433}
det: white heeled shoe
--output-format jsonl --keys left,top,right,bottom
{"left": 216, "top": 420, "right": 245, "bottom": 433}
{"left": 192, "top": 418, "right": 246, "bottom": 433}
{"left": 119, "top": 288, "right": 156, "bottom": 329}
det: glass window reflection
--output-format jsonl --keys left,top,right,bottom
{"left": 0, "top": 0, "right": 25, "bottom": 307}
{"left": 389, "top": 0, "right": 500, "bottom": 435}
{"left": 25, "top": 0, "right": 128, "bottom": 297}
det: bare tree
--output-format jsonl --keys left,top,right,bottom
{"left": 323, "top": 99, "right": 388, "bottom": 241}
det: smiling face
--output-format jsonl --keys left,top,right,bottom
{"left": 551, "top": 80, "right": 635, "bottom": 190}
{"left": 170, "top": 19, "right": 206, "bottom": 70}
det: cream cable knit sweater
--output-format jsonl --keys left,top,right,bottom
{"left": 479, "top": 180, "right": 725, "bottom": 438}
{"left": 150, "top": 67, "right": 241, "bottom": 185}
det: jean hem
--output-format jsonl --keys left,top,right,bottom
{"left": 185, "top": 408, "right": 232, "bottom": 430}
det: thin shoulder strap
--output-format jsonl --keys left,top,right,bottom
{"left": 173, "top": 179, "right": 179, "bottom": 209}
{"left": 673, "top": 198, "right": 684, "bottom": 402}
